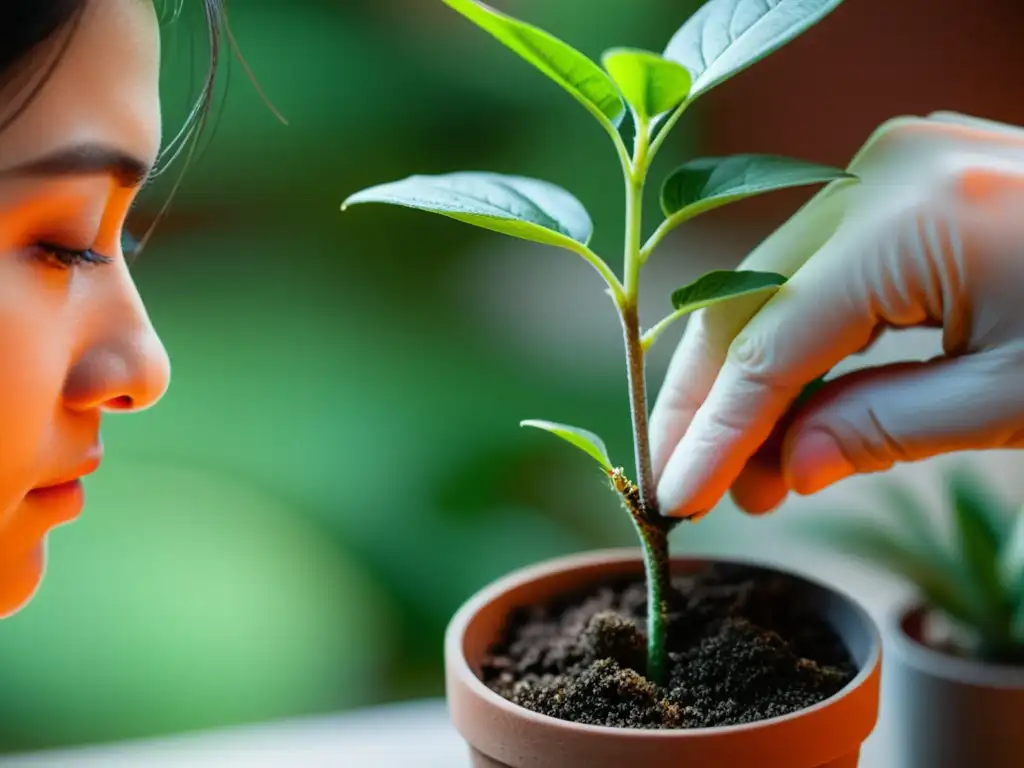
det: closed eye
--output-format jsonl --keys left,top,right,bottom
{"left": 34, "top": 243, "right": 115, "bottom": 270}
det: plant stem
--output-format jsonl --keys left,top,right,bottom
{"left": 621, "top": 302, "right": 655, "bottom": 511}
{"left": 617, "top": 113, "right": 673, "bottom": 685}
{"left": 640, "top": 524, "right": 670, "bottom": 684}
{"left": 647, "top": 98, "right": 691, "bottom": 165}
{"left": 621, "top": 115, "right": 654, "bottom": 512}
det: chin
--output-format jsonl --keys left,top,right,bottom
{"left": 0, "top": 544, "right": 45, "bottom": 619}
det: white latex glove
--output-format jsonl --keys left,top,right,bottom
{"left": 651, "top": 112, "right": 1024, "bottom": 519}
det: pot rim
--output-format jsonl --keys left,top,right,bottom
{"left": 889, "top": 600, "right": 1024, "bottom": 688}
{"left": 445, "top": 547, "right": 882, "bottom": 737}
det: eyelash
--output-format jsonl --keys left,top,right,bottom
{"left": 34, "top": 243, "right": 114, "bottom": 270}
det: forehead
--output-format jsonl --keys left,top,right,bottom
{"left": 0, "top": 0, "right": 162, "bottom": 172}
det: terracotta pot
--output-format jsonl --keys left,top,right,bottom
{"left": 884, "top": 601, "right": 1024, "bottom": 768}
{"left": 445, "top": 549, "right": 882, "bottom": 768}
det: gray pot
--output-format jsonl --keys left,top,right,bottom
{"left": 884, "top": 602, "right": 1024, "bottom": 768}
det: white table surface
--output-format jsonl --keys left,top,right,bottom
{"left": 4, "top": 694, "right": 896, "bottom": 768}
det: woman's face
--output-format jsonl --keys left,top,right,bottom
{"left": 0, "top": 0, "right": 169, "bottom": 617}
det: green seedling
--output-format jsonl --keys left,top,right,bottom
{"left": 813, "top": 469, "right": 1024, "bottom": 665}
{"left": 343, "top": 0, "right": 852, "bottom": 685}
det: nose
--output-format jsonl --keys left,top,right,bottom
{"left": 62, "top": 283, "right": 171, "bottom": 414}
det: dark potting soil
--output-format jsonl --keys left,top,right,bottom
{"left": 482, "top": 563, "right": 857, "bottom": 729}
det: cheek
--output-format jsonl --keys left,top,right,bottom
{"left": 0, "top": 259, "right": 69, "bottom": 518}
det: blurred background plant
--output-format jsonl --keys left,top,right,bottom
{"left": 807, "top": 470, "right": 1024, "bottom": 665}
{"left": 2, "top": 0, "right": 1024, "bottom": 754}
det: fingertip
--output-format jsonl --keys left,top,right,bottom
{"left": 655, "top": 476, "right": 708, "bottom": 521}
{"left": 655, "top": 481, "right": 686, "bottom": 520}
{"left": 730, "top": 459, "right": 788, "bottom": 516}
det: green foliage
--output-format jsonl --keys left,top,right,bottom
{"left": 663, "top": 0, "right": 845, "bottom": 98}
{"left": 440, "top": 0, "right": 625, "bottom": 129}
{"left": 643, "top": 270, "right": 788, "bottom": 349}
{"left": 1000, "top": 511, "right": 1024, "bottom": 603}
{"left": 814, "top": 470, "right": 1024, "bottom": 663}
{"left": 601, "top": 49, "right": 692, "bottom": 122}
{"left": 343, "top": 0, "right": 849, "bottom": 686}
{"left": 950, "top": 471, "right": 1010, "bottom": 618}
{"left": 343, "top": 172, "right": 593, "bottom": 249}
{"left": 520, "top": 420, "right": 615, "bottom": 473}
{"left": 671, "top": 270, "right": 787, "bottom": 313}
{"left": 660, "top": 155, "right": 853, "bottom": 222}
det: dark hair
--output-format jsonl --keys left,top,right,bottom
{"left": 0, "top": 0, "right": 256, "bottom": 253}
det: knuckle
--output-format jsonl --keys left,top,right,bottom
{"left": 727, "top": 332, "right": 773, "bottom": 380}
{"left": 726, "top": 330, "right": 794, "bottom": 388}
{"left": 811, "top": 405, "right": 902, "bottom": 473}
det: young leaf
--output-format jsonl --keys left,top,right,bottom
{"left": 342, "top": 172, "right": 593, "bottom": 249}
{"left": 663, "top": 0, "right": 845, "bottom": 98}
{"left": 600, "top": 48, "right": 692, "bottom": 123}
{"left": 441, "top": 0, "right": 625, "bottom": 128}
{"left": 672, "top": 270, "right": 787, "bottom": 314}
{"left": 520, "top": 420, "right": 614, "bottom": 473}
{"left": 951, "top": 470, "right": 1010, "bottom": 614}
{"left": 642, "top": 270, "right": 787, "bottom": 350}
{"left": 661, "top": 154, "right": 853, "bottom": 221}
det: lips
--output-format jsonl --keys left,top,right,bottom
{"left": 33, "top": 451, "right": 103, "bottom": 492}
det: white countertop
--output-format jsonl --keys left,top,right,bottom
{"left": 3, "top": 694, "right": 897, "bottom": 767}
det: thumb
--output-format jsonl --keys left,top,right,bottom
{"left": 781, "top": 349, "right": 1024, "bottom": 495}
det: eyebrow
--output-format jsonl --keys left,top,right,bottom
{"left": 0, "top": 143, "right": 152, "bottom": 187}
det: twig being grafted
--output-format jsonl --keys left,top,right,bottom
{"left": 608, "top": 467, "right": 672, "bottom": 685}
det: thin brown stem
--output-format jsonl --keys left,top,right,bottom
{"left": 620, "top": 302, "right": 657, "bottom": 517}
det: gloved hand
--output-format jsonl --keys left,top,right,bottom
{"left": 651, "top": 112, "right": 1024, "bottom": 520}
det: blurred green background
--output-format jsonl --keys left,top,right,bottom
{"left": 0, "top": 0, "right": 718, "bottom": 751}
{"left": 8, "top": 0, "right": 1022, "bottom": 754}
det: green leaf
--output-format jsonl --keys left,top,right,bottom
{"left": 950, "top": 470, "right": 1010, "bottom": 612}
{"left": 663, "top": 0, "right": 845, "bottom": 98}
{"left": 661, "top": 154, "right": 853, "bottom": 221}
{"left": 600, "top": 48, "right": 692, "bottom": 122}
{"left": 441, "top": 0, "right": 625, "bottom": 128}
{"left": 999, "top": 508, "right": 1024, "bottom": 603}
{"left": 520, "top": 420, "right": 613, "bottom": 473}
{"left": 642, "top": 269, "right": 788, "bottom": 350}
{"left": 806, "top": 518, "right": 981, "bottom": 629}
{"left": 342, "top": 172, "right": 593, "bottom": 249}
{"left": 671, "top": 270, "right": 787, "bottom": 315}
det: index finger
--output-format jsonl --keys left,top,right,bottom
{"left": 649, "top": 176, "right": 856, "bottom": 484}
